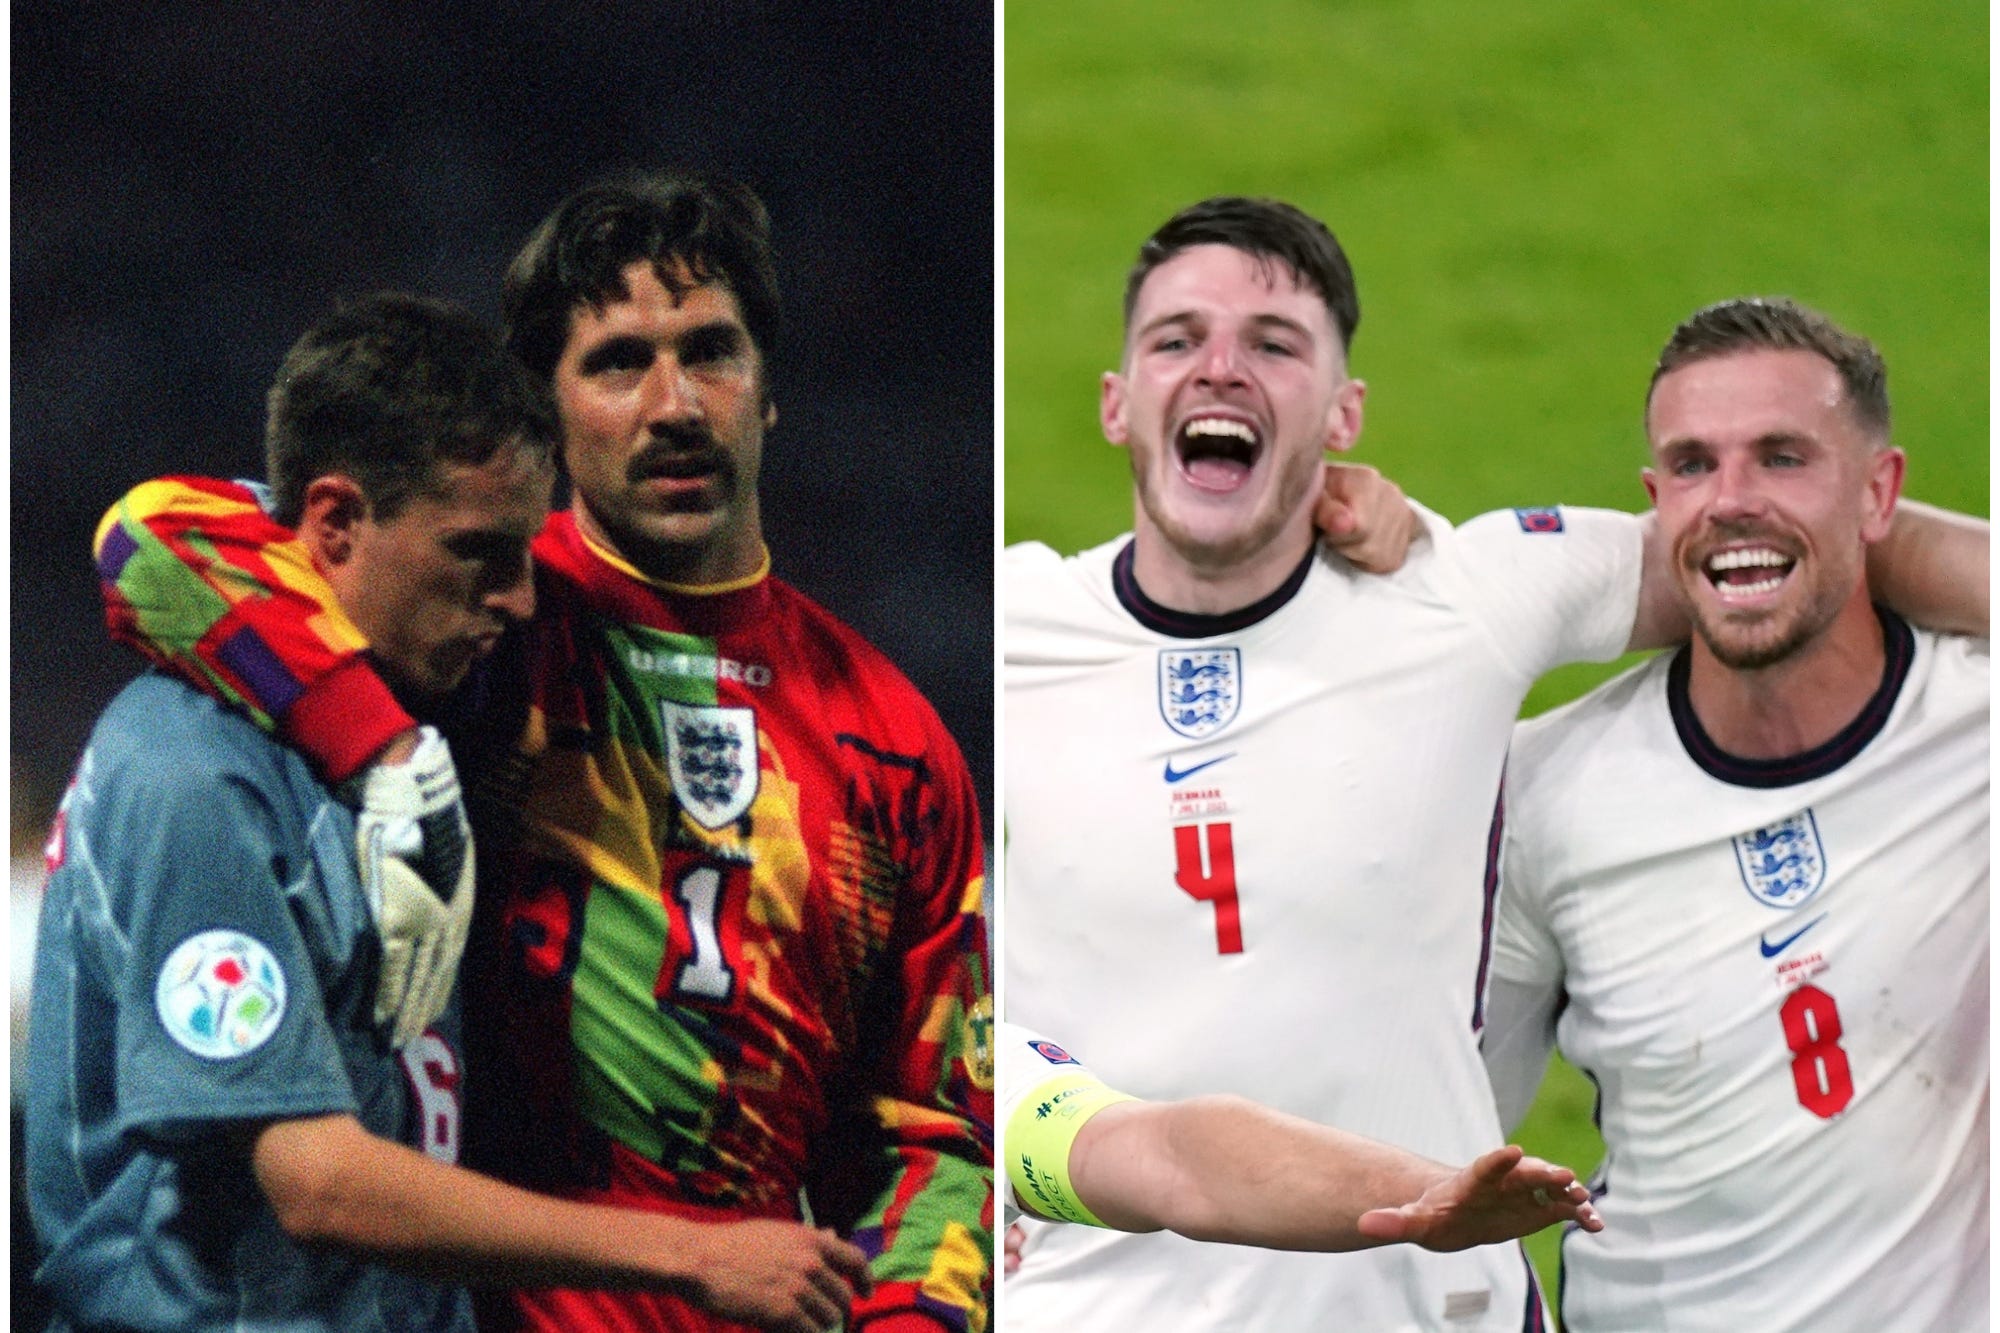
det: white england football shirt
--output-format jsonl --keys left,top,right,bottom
{"left": 1483, "top": 616, "right": 1987, "bottom": 1331}
{"left": 1003, "top": 503, "right": 1641, "bottom": 1332}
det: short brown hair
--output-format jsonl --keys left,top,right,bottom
{"left": 1649, "top": 297, "right": 1889, "bottom": 437}
{"left": 1125, "top": 197, "right": 1360, "bottom": 353}
{"left": 265, "top": 293, "right": 559, "bottom": 526}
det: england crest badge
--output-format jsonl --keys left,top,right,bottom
{"left": 661, "top": 701, "right": 760, "bottom": 829}
{"left": 1733, "top": 810, "right": 1827, "bottom": 910}
{"left": 1159, "top": 647, "right": 1241, "bottom": 740}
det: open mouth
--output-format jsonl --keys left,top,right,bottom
{"left": 1175, "top": 414, "right": 1262, "bottom": 492}
{"left": 1703, "top": 545, "right": 1797, "bottom": 601}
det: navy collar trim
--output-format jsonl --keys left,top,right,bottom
{"left": 1667, "top": 605, "right": 1914, "bottom": 788}
{"left": 1111, "top": 540, "right": 1316, "bottom": 639}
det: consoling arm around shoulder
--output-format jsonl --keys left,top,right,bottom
{"left": 93, "top": 477, "right": 415, "bottom": 782}
{"left": 252, "top": 1114, "right": 870, "bottom": 1333}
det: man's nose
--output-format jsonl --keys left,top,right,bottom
{"left": 1194, "top": 336, "right": 1245, "bottom": 387}
{"left": 643, "top": 357, "right": 703, "bottom": 426}
{"left": 485, "top": 552, "right": 536, "bottom": 623}
{"left": 1708, "top": 455, "right": 1769, "bottom": 520}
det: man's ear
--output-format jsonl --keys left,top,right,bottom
{"left": 1320, "top": 377, "right": 1367, "bottom": 456}
{"left": 1859, "top": 445, "right": 1907, "bottom": 545}
{"left": 296, "top": 475, "right": 370, "bottom": 568}
{"left": 1101, "top": 371, "right": 1130, "bottom": 447}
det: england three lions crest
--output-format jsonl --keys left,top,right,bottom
{"left": 1159, "top": 648, "right": 1241, "bottom": 740}
{"left": 661, "top": 701, "right": 760, "bottom": 829}
{"left": 1733, "top": 811, "right": 1826, "bottom": 910}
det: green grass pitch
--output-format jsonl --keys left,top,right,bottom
{"left": 1003, "top": 0, "right": 1986, "bottom": 1301}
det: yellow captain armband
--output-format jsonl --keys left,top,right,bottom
{"left": 1004, "top": 1069, "right": 1138, "bottom": 1228}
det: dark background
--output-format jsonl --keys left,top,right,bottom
{"left": 12, "top": 3, "right": 993, "bottom": 1321}
{"left": 13, "top": 2, "right": 993, "bottom": 821}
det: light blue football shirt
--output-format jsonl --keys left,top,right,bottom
{"left": 25, "top": 672, "right": 473, "bottom": 1331}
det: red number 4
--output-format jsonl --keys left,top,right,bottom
{"left": 1173, "top": 822, "right": 1242, "bottom": 955}
{"left": 1778, "top": 984, "right": 1854, "bottom": 1118}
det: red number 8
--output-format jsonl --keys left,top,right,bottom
{"left": 1778, "top": 984, "right": 1854, "bottom": 1118}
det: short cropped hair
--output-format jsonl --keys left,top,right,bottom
{"left": 1124, "top": 197, "right": 1361, "bottom": 352}
{"left": 264, "top": 292, "right": 559, "bottom": 526}
{"left": 1650, "top": 296, "right": 1889, "bottom": 437}
{"left": 504, "top": 173, "right": 782, "bottom": 390}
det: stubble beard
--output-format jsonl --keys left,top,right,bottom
{"left": 1687, "top": 554, "right": 1855, "bottom": 672}
{"left": 1134, "top": 441, "right": 1321, "bottom": 574}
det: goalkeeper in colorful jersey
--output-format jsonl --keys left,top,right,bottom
{"left": 36, "top": 293, "right": 872, "bottom": 1333}
{"left": 94, "top": 175, "right": 994, "bottom": 1333}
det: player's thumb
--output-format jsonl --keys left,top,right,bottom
{"left": 1316, "top": 497, "right": 1358, "bottom": 540}
{"left": 1355, "top": 1206, "right": 1414, "bottom": 1244}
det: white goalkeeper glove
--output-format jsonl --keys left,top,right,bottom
{"left": 347, "top": 725, "right": 475, "bottom": 1048}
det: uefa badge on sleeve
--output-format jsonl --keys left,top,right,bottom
{"left": 1028, "top": 1039, "right": 1079, "bottom": 1067}
{"left": 1158, "top": 648, "right": 1241, "bottom": 740}
{"left": 155, "top": 930, "right": 287, "bottom": 1059}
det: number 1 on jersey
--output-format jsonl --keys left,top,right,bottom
{"left": 1173, "top": 822, "right": 1242, "bottom": 954}
{"left": 666, "top": 863, "right": 738, "bottom": 1003}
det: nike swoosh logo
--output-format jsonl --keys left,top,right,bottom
{"left": 1164, "top": 754, "right": 1234, "bottom": 784}
{"left": 1759, "top": 913, "right": 1827, "bottom": 958}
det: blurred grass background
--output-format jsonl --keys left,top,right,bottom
{"left": 1002, "top": 0, "right": 1986, "bottom": 1301}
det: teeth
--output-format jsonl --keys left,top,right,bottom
{"left": 1184, "top": 418, "right": 1256, "bottom": 444}
{"left": 1717, "top": 575, "right": 1786, "bottom": 599}
{"left": 1706, "top": 547, "right": 1789, "bottom": 573}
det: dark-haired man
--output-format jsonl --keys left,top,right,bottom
{"left": 1002, "top": 198, "right": 1986, "bottom": 1330}
{"left": 93, "top": 176, "right": 992, "bottom": 1333}
{"left": 31, "top": 294, "right": 873, "bottom": 1333}
{"left": 1482, "top": 298, "right": 1987, "bottom": 1330}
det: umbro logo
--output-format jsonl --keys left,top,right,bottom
{"left": 1758, "top": 913, "right": 1826, "bottom": 959}
{"left": 1163, "top": 753, "right": 1234, "bottom": 784}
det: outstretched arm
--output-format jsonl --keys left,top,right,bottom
{"left": 1063, "top": 1095, "right": 1595, "bottom": 1252}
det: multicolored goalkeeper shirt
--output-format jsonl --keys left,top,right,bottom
{"left": 96, "top": 481, "right": 997, "bottom": 1333}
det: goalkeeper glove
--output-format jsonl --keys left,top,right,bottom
{"left": 346, "top": 726, "right": 475, "bottom": 1048}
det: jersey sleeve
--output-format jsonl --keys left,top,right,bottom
{"left": 997, "top": 1024, "right": 1137, "bottom": 1227}
{"left": 840, "top": 727, "right": 995, "bottom": 1333}
{"left": 94, "top": 476, "right": 414, "bottom": 782}
{"left": 1479, "top": 746, "right": 1567, "bottom": 1134}
{"left": 1435, "top": 505, "right": 1646, "bottom": 682}
{"left": 75, "top": 706, "right": 358, "bottom": 1140}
